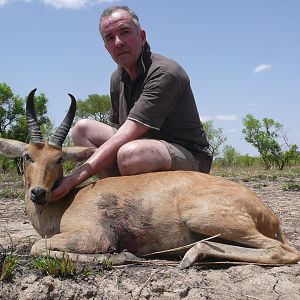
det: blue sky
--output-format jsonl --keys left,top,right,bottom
{"left": 1, "top": 0, "right": 299, "bottom": 155}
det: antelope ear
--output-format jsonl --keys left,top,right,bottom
{"left": 62, "top": 146, "right": 96, "bottom": 162}
{"left": 0, "top": 138, "right": 28, "bottom": 157}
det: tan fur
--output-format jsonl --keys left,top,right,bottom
{"left": 1, "top": 138, "right": 300, "bottom": 267}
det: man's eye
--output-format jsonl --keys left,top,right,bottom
{"left": 105, "top": 36, "right": 113, "bottom": 43}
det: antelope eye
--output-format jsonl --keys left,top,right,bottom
{"left": 24, "top": 154, "right": 34, "bottom": 163}
{"left": 56, "top": 157, "right": 63, "bottom": 164}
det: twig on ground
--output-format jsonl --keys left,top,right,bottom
{"left": 115, "top": 273, "right": 120, "bottom": 300}
{"left": 245, "top": 295, "right": 263, "bottom": 300}
{"left": 131, "top": 269, "right": 158, "bottom": 300}
{"left": 142, "top": 234, "right": 221, "bottom": 257}
{"left": 0, "top": 230, "right": 15, "bottom": 254}
{"left": 112, "top": 259, "right": 286, "bottom": 269}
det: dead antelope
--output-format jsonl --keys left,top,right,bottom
{"left": 0, "top": 89, "right": 299, "bottom": 269}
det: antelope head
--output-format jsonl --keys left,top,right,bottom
{"left": 0, "top": 89, "right": 95, "bottom": 205}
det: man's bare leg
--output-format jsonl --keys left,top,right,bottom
{"left": 117, "top": 139, "right": 172, "bottom": 175}
{"left": 72, "top": 119, "right": 115, "bottom": 148}
{"left": 71, "top": 119, "right": 120, "bottom": 177}
{"left": 71, "top": 119, "right": 173, "bottom": 176}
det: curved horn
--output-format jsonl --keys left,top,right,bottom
{"left": 49, "top": 93, "right": 76, "bottom": 148}
{"left": 26, "top": 88, "right": 44, "bottom": 144}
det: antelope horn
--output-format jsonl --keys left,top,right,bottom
{"left": 49, "top": 93, "right": 76, "bottom": 148}
{"left": 26, "top": 88, "right": 44, "bottom": 144}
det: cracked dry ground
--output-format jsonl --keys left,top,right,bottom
{"left": 0, "top": 174, "right": 299, "bottom": 300}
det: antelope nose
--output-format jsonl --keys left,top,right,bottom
{"left": 31, "top": 187, "right": 47, "bottom": 204}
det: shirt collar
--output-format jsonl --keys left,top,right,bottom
{"left": 118, "top": 42, "right": 152, "bottom": 82}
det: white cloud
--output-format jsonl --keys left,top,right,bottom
{"left": 201, "top": 114, "right": 238, "bottom": 122}
{"left": 247, "top": 102, "right": 256, "bottom": 107}
{"left": 0, "top": 0, "right": 8, "bottom": 6}
{"left": 0, "top": 0, "right": 114, "bottom": 9}
{"left": 201, "top": 115, "right": 213, "bottom": 122}
{"left": 43, "top": 0, "right": 93, "bottom": 9}
{"left": 252, "top": 64, "right": 272, "bottom": 74}
{"left": 43, "top": 0, "right": 83, "bottom": 9}
{"left": 214, "top": 114, "right": 238, "bottom": 121}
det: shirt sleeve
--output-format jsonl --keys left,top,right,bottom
{"left": 109, "top": 73, "right": 120, "bottom": 125}
{"left": 128, "top": 69, "right": 185, "bottom": 130}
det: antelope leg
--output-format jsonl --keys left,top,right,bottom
{"left": 178, "top": 241, "right": 300, "bottom": 269}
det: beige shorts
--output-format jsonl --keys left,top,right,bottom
{"left": 160, "top": 140, "right": 211, "bottom": 173}
{"left": 112, "top": 127, "right": 211, "bottom": 173}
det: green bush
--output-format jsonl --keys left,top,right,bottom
{"left": 282, "top": 181, "right": 300, "bottom": 191}
{"left": 0, "top": 255, "right": 18, "bottom": 281}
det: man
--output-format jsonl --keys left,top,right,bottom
{"left": 51, "top": 6, "right": 211, "bottom": 201}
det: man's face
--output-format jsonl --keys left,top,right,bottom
{"left": 100, "top": 10, "right": 146, "bottom": 72}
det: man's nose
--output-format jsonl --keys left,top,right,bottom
{"left": 115, "top": 35, "right": 124, "bottom": 47}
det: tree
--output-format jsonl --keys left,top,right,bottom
{"left": 0, "top": 83, "right": 52, "bottom": 173}
{"left": 222, "top": 145, "right": 239, "bottom": 167}
{"left": 75, "top": 94, "right": 111, "bottom": 124}
{"left": 203, "top": 120, "right": 227, "bottom": 158}
{"left": 0, "top": 83, "right": 23, "bottom": 137}
{"left": 7, "top": 92, "right": 52, "bottom": 142}
{"left": 242, "top": 114, "right": 298, "bottom": 169}
{"left": 282, "top": 144, "right": 299, "bottom": 167}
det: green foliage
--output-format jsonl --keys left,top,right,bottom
{"left": 282, "top": 181, "right": 300, "bottom": 191}
{"left": 283, "top": 144, "right": 300, "bottom": 167}
{"left": 235, "top": 154, "right": 257, "bottom": 168}
{"left": 203, "top": 120, "right": 227, "bottom": 158}
{"left": 222, "top": 145, "right": 239, "bottom": 166}
{"left": 0, "top": 238, "right": 19, "bottom": 282}
{"left": 0, "top": 254, "right": 18, "bottom": 281}
{"left": 0, "top": 83, "right": 23, "bottom": 137}
{"left": 31, "top": 252, "right": 111, "bottom": 277}
{"left": 253, "top": 183, "right": 268, "bottom": 189}
{"left": 0, "top": 83, "right": 52, "bottom": 142}
{"left": 242, "top": 114, "right": 299, "bottom": 170}
{"left": 32, "top": 253, "right": 78, "bottom": 278}
{"left": 0, "top": 155, "right": 15, "bottom": 173}
{"left": 30, "top": 238, "right": 110, "bottom": 277}
{"left": 214, "top": 146, "right": 260, "bottom": 168}
{"left": 0, "top": 83, "right": 53, "bottom": 173}
{"left": 97, "top": 256, "right": 113, "bottom": 269}
{"left": 63, "top": 161, "right": 78, "bottom": 173}
{"left": 75, "top": 94, "right": 111, "bottom": 124}
{"left": 62, "top": 135, "right": 74, "bottom": 147}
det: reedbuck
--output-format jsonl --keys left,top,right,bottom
{"left": 0, "top": 89, "right": 299, "bottom": 268}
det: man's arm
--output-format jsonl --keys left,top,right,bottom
{"left": 50, "top": 119, "right": 149, "bottom": 202}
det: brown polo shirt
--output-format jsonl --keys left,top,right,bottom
{"left": 109, "top": 42, "right": 211, "bottom": 160}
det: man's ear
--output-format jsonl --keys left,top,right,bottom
{"left": 140, "top": 29, "right": 146, "bottom": 45}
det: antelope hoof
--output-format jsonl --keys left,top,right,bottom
{"left": 178, "top": 245, "right": 207, "bottom": 269}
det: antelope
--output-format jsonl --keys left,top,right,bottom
{"left": 0, "top": 89, "right": 299, "bottom": 269}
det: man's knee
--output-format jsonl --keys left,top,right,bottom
{"left": 72, "top": 119, "right": 91, "bottom": 146}
{"left": 117, "top": 140, "right": 172, "bottom": 176}
{"left": 72, "top": 119, "right": 115, "bottom": 147}
{"left": 117, "top": 142, "right": 141, "bottom": 175}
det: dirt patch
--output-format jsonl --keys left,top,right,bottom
{"left": 1, "top": 175, "right": 299, "bottom": 300}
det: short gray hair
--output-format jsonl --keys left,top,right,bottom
{"left": 99, "top": 6, "right": 141, "bottom": 37}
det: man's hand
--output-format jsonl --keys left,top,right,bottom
{"left": 50, "top": 175, "right": 75, "bottom": 202}
{"left": 49, "top": 120, "right": 149, "bottom": 203}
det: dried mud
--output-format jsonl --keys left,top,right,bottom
{"left": 0, "top": 174, "right": 299, "bottom": 300}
